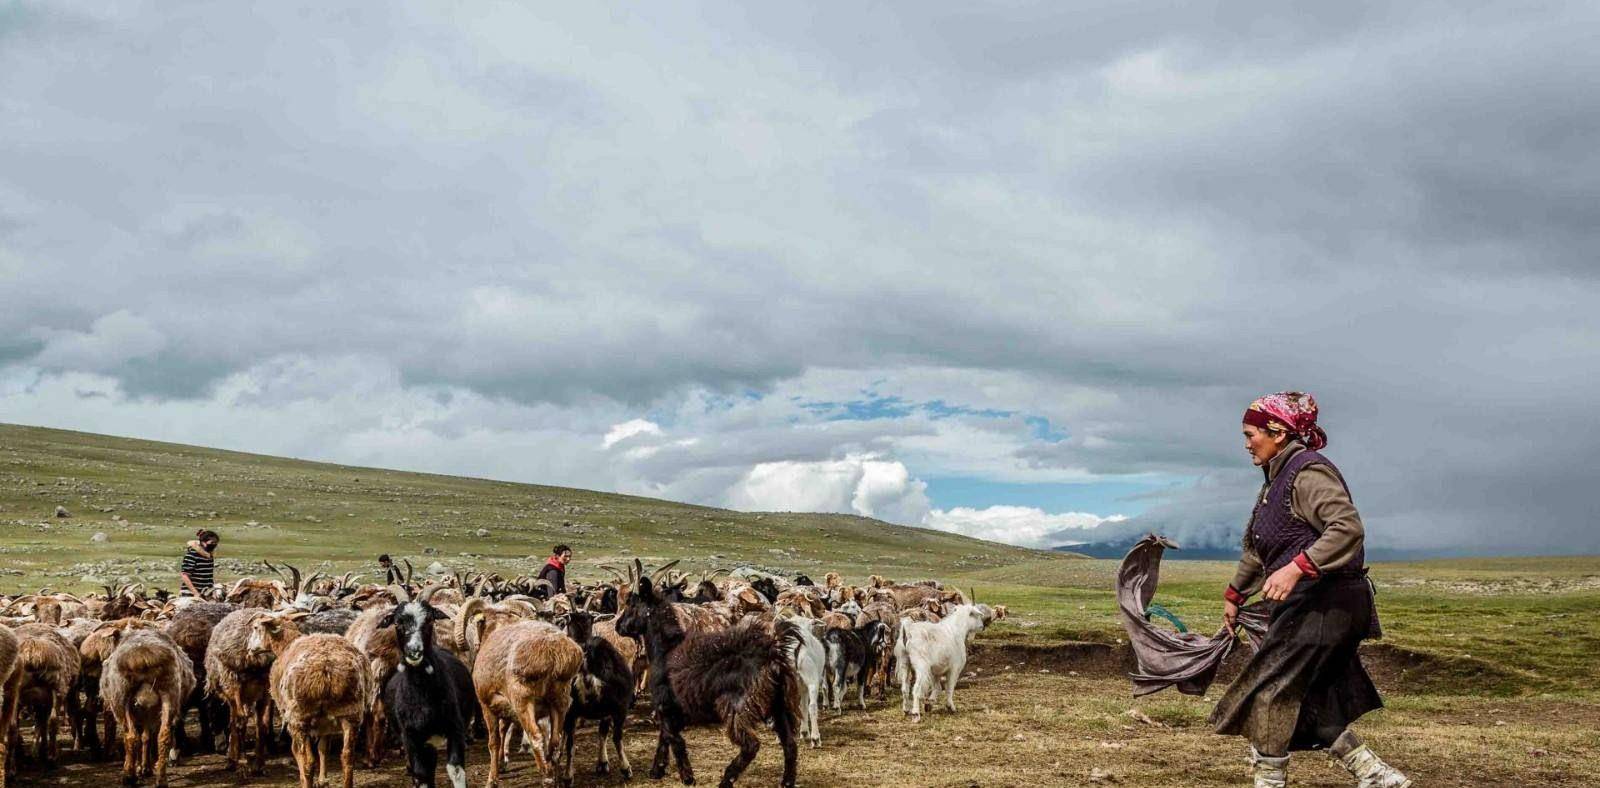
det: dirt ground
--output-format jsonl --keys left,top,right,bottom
{"left": 17, "top": 642, "right": 1600, "bottom": 788}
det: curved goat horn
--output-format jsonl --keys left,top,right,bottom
{"left": 649, "top": 560, "right": 680, "bottom": 584}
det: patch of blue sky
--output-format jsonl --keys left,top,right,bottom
{"left": 921, "top": 400, "right": 1015, "bottom": 420}
{"left": 794, "top": 394, "right": 915, "bottom": 421}
{"left": 923, "top": 475, "right": 1187, "bottom": 517}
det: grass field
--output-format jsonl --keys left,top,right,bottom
{"left": 3, "top": 422, "right": 1597, "bottom": 786}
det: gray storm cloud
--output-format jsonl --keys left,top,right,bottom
{"left": 0, "top": 2, "right": 1595, "bottom": 555}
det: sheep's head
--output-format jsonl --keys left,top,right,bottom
{"left": 246, "top": 610, "right": 309, "bottom": 657}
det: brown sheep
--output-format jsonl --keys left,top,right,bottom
{"left": 100, "top": 629, "right": 195, "bottom": 787}
{"left": 886, "top": 583, "right": 942, "bottom": 611}
{"left": 268, "top": 634, "right": 372, "bottom": 788}
{"left": 13, "top": 623, "right": 80, "bottom": 766}
{"left": 224, "top": 578, "right": 287, "bottom": 610}
{"left": 0, "top": 624, "right": 20, "bottom": 788}
{"left": 773, "top": 590, "right": 825, "bottom": 620}
{"left": 205, "top": 608, "right": 308, "bottom": 774}
{"left": 471, "top": 620, "right": 582, "bottom": 787}
{"left": 79, "top": 618, "right": 160, "bottom": 758}
{"left": 162, "top": 602, "right": 235, "bottom": 753}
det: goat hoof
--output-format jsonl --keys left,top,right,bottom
{"left": 120, "top": 774, "right": 138, "bottom": 787}
{"left": 620, "top": 768, "right": 633, "bottom": 780}
{"left": 596, "top": 761, "right": 610, "bottom": 775}
{"left": 649, "top": 766, "right": 667, "bottom": 780}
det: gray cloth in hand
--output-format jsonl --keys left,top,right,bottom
{"left": 1118, "top": 534, "right": 1270, "bottom": 697}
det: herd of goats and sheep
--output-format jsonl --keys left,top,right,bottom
{"left": 0, "top": 559, "right": 1009, "bottom": 788}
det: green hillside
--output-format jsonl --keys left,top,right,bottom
{"left": 0, "top": 422, "right": 1064, "bottom": 592}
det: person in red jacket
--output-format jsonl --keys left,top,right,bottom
{"left": 536, "top": 544, "right": 571, "bottom": 595}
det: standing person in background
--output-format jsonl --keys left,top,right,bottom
{"left": 379, "top": 554, "right": 402, "bottom": 585}
{"left": 536, "top": 544, "right": 571, "bottom": 595}
{"left": 180, "top": 529, "right": 220, "bottom": 597}
{"left": 1211, "top": 392, "right": 1409, "bottom": 788}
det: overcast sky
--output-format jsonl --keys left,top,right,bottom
{"left": 2, "top": 2, "right": 1595, "bottom": 555}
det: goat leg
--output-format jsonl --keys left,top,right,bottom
{"left": 717, "top": 721, "right": 758, "bottom": 788}
{"left": 668, "top": 725, "right": 694, "bottom": 785}
{"left": 444, "top": 733, "right": 468, "bottom": 788}
{"left": 610, "top": 711, "right": 632, "bottom": 779}
{"left": 649, "top": 726, "right": 670, "bottom": 780}
{"left": 561, "top": 712, "right": 577, "bottom": 788}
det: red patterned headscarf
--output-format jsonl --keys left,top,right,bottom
{"left": 1243, "top": 391, "right": 1327, "bottom": 450}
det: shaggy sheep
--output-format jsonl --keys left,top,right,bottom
{"left": 100, "top": 629, "right": 195, "bottom": 787}
{"left": 267, "top": 634, "right": 372, "bottom": 788}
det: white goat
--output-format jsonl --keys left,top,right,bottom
{"left": 895, "top": 604, "right": 988, "bottom": 722}
{"left": 782, "top": 615, "right": 826, "bottom": 748}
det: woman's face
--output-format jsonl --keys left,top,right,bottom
{"left": 1242, "top": 423, "right": 1285, "bottom": 466}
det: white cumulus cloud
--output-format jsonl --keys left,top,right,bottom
{"left": 922, "top": 506, "right": 1126, "bottom": 549}
{"left": 723, "top": 454, "right": 932, "bottom": 525}
{"left": 602, "top": 418, "right": 663, "bottom": 449}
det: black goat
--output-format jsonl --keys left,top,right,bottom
{"left": 822, "top": 628, "right": 869, "bottom": 712}
{"left": 557, "top": 609, "right": 635, "bottom": 784}
{"left": 379, "top": 587, "right": 476, "bottom": 788}
{"left": 749, "top": 577, "right": 781, "bottom": 604}
{"left": 616, "top": 562, "right": 803, "bottom": 788}
{"left": 793, "top": 574, "right": 814, "bottom": 587}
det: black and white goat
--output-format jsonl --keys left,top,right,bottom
{"left": 615, "top": 560, "right": 804, "bottom": 788}
{"left": 556, "top": 609, "right": 635, "bottom": 784}
{"left": 822, "top": 627, "right": 868, "bottom": 713}
{"left": 379, "top": 586, "right": 475, "bottom": 788}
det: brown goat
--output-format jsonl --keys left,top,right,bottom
{"left": 12, "top": 623, "right": 80, "bottom": 766}
{"left": 205, "top": 609, "right": 308, "bottom": 774}
{"left": 471, "top": 620, "right": 582, "bottom": 787}
{"left": 100, "top": 630, "right": 195, "bottom": 787}
{"left": 268, "top": 634, "right": 372, "bottom": 788}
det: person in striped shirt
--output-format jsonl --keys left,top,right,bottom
{"left": 180, "top": 529, "right": 220, "bottom": 597}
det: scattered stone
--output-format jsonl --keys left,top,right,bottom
{"left": 246, "top": 520, "right": 260, "bottom": 527}
{"left": 1125, "top": 709, "right": 1162, "bottom": 727}
{"left": 54, "top": 506, "right": 70, "bottom": 518}
{"left": 1088, "top": 767, "right": 1116, "bottom": 783}
{"left": 90, "top": 532, "right": 108, "bottom": 543}
{"left": 426, "top": 561, "right": 448, "bottom": 575}
{"left": 474, "top": 528, "right": 490, "bottom": 537}
{"left": 110, "top": 514, "right": 123, "bottom": 522}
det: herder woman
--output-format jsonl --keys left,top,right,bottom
{"left": 1210, "top": 392, "right": 1411, "bottom": 788}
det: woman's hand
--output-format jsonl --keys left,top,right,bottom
{"left": 1262, "top": 561, "right": 1305, "bottom": 602}
{"left": 1223, "top": 599, "right": 1239, "bottom": 631}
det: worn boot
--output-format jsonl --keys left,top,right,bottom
{"left": 1249, "top": 746, "right": 1288, "bottom": 788}
{"left": 1336, "top": 744, "right": 1412, "bottom": 788}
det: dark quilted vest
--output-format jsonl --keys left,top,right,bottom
{"left": 1247, "top": 449, "right": 1365, "bottom": 575}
